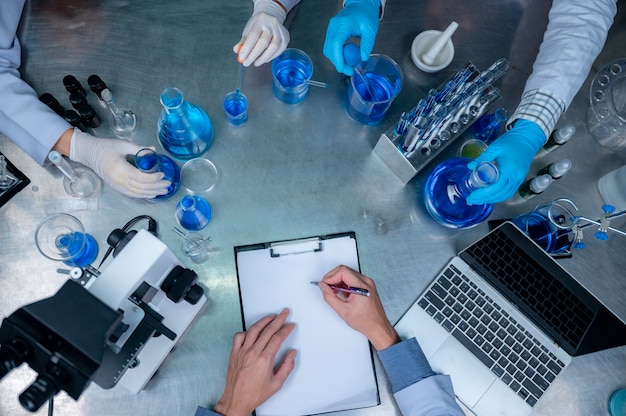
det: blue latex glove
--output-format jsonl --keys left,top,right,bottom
{"left": 466, "top": 119, "right": 545, "bottom": 204}
{"left": 323, "top": 0, "right": 380, "bottom": 76}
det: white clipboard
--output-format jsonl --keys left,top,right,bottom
{"left": 234, "top": 232, "right": 380, "bottom": 416}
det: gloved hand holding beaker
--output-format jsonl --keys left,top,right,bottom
{"left": 466, "top": 119, "right": 545, "bottom": 204}
{"left": 234, "top": 0, "right": 290, "bottom": 67}
{"left": 323, "top": 0, "right": 381, "bottom": 76}
{"left": 69, "top": 128, "right": 171, "bottom": 199}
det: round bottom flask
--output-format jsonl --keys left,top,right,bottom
{"left": 424, "top": 157, "right": 498, "bottom": 229}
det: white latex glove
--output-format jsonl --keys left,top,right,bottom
{"left": 69, "top": 128, "right": 171, "bottom": 198}
{"left": 233, "top": 0, "right": 289, "bottom": 67}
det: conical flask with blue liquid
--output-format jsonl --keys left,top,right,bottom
{"left": 424, "top": 157, "right": 498, "bottom": 228}
{"left": 471, "top": 107, "right": 508, "bottom": 144}
{"left": 157, "top": 87, "right": 214, "bottom": 160}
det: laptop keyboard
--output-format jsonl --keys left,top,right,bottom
{"left": 418, "top": 263, "right": 565, "bottom": 407}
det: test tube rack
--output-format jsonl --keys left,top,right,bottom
{"left": 373, "top": 60, "right": 507, "bottom": 184}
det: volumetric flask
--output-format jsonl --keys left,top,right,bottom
{"left": 271, "top": 48, "right": 313, "bottom": 104}
{"left": 34, "top": 213, "right": 98, "bottom": 267}
{"left": 346, "top": 54, "right": 403, "bottom": 125}
{"left": 586, "top": 59, "right": 626, "bottom": 151}
{"left": 511, "top": 198, "right": 577, "bottom": 254}
{"left": 134, "top": 148, "right": 180, "bottom": 199}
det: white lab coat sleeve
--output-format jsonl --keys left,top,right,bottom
{"left": 523, "top": 0, "right": 616, "bottom": 109}
{"left": 0, "top": 0, "right": 72, "bottom": 165}
{"left": 394, "top": 375, "right": 465, "bottom": 416}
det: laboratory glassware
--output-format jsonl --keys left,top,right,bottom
{"left": 511, "top": 199, "right": 577, "bottom": 254}
{"left": 34, "top": 213, "right": 98, "bottom": 267}
{"left": 63, "top": 74, "right": 86, "bottom": 96}
{"left": 459, "top": 139, "right": 488, "bottom": 158}
{"left": 424, "top": 157, "right": 498, "bottom": 228}
{"left": 77, "top": 103, "right": 101, "bottom": 128}
{"left": 541, "top": 124, "right": 576, "bottom": 153}
{"left": 133, "top": 148, "right": 180, "bottom": 199}
{"left": 609, "top": 388, "right": 626, "bottom": 416}
{"left": 175, "top": 195, "right": 212, "bottom": 231}
{"left": 471, "top": 107, "right": 508, "bottom": 144}
{"left": 39, "top": 93, "right": 65, "bottom": 116}
{"left": 517, "top": 174, "right": 553, "bottom": 200}
{"left": 48, "top": 151, "right": 101, "bottom": 198}
{"left": 537, "top": 159, "right": 572, "bottom": 179}
{"left": 181, "top": 158, "right": 219, "bottom": 194}
{"left": 223, "top": 90, "right": 248, "bottom": 125}
{"left": 173, "top": 228, "right": 211, "bottom": 264}
{"left": 598, "top": 164, "right": 626, "bottom": 209}
{"left": 101, "top": 89, "right": 136, "bottom": 135}
{"left": 271, "top": 48, "right": 313, "bottom": 104}
{"left": 586, "top": 59, "right": 626, "bottom": 151}
{"left": 346, "top": 54, "right": 403, "bottom": 125}
{"left": 157, "top": 87, "right": 214, "bottom": 160}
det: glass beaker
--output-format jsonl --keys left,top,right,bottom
{"left": 511, "top": 198, "right": 578, "bottom": 254}
{"left": 175, "top": 195, "right": 212, "bottom": 231}
{"left": 345, "top": 54, "right": 403, "bottom": 125}
{"left": 271, "top": 48, "right": 313, "bottom": 104}
{"left": 424, "top": 157, "right": 498, "bottom": 228}
{"left": 134, "top": 148, "right": 180, "bottom": 199}
{"left": 34, "top": 213, "right": 98, "bottom": 267}
{"left": 157, "top": 87, "right": 214, "bottom": 160}
{"left": 586, "top": 59, "right": 626, "bottom": 151}
{"left": 223, "top": 90, "right": 248, "bottom": 125}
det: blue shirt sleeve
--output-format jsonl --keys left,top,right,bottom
{"left": 377, "top": 337, "right": 436, "bottom": 393}
{"left": 194, "top": 406, "right": 220, "bottom": 416}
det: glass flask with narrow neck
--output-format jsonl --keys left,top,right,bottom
{"left": 134, "top": 148, "right": 180, "bottom": 200}
{"left": 157, "top": 87, "right": 214, "bottom": 160}
{"left": 424, "top": 157, "right": 498, "bottom": 228}
{"left": 175, "top": 195, "right": 212, "bottom": 231}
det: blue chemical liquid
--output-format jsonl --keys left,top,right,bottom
{"left": 155, "top": 155, "right": 180, "bottom": 199}
{"left": 56, "top": 231, "right": 98, "bottom": 267}
{"left": 511, "top": 213, "right": 571, "bottom": 254}
{"left": 158, "top": 101, "right": 214, "bottom": 160}
{"left": 135, "top": 153, "right": 159, "bottom": 172}
{"left": 175, "top": 195, "right": 212, "bottom": 231}
{"left": 424, "top": 158, "right": 496, "bottom": 229}
{"left": 223, "top": 95, "right": 248, "bottom": 125}
{"left": 346, "top": 73, "right": 394, "bottom": 125}
{"left": 272, "top": 58, "right": 311, "bottom": 104}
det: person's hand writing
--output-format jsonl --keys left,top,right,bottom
{"left": 320, "top": 265, "right": 399, "bottom": 351}
{"left": 68, "top": 128, "right": 171, "bottom": 198}
{"left": 213, "top": 309, "right": 296, "bottom": 416}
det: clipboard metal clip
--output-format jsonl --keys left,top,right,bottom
{"left": 269, "top": 237, "right": 323, "bottom": 257}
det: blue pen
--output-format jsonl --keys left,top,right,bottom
{"left": 310, "top": 281, "right": 370, "bottom": 297}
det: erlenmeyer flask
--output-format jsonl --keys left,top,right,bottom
{"left": 424, "top": 157, "right": 498, "bottom": 228}
{"left": 157, "top": 87, "right": 214, "bottom": 160}
{"left": 175, "top": 195, "right": 212, "bottom": 231}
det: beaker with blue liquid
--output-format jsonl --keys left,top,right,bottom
{"left": 511, "top": 199, "right": 576, "bottom": 254}
{"left": 424, "top": 157, "right": 498, "bottom": 228}
{"left": 345, "top": 54, "right": 403, "bottom": 125}
{"left": 134, "top": 148, "right": 180, "bottom": 199}
{"left": 157, "top": 87, "right": 214, "bottom": 160}
{"left": 271, "top": 48, "right": 313, "bottom": 104}
{"left": 35, "top": 213, "right": 98, "bottom": 268}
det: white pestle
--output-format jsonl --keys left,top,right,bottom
{"left": 421, "top": 21, "right": 459, "bottom": 66}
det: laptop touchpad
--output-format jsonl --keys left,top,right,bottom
{"left": 429, "top": 336, "right": 496, "bottom": 407}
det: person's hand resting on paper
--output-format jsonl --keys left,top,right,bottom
{"left": 212, "top": 309, "right": 296, "bottom": 416}
{"left": 466, "top": 119, "right": 545, "bottom": 205}
{"left": 319, "top": 265, "right": 400, "bottom": 351}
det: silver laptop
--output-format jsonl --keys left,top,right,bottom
{"left": 395, "top": 222, "right": 626, "bottom": 416}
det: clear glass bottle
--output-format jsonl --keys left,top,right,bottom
{"left": 157, "top": 87, "right": 214, "bottom": 160}
{"left": 471, "top": 107, "right": 508, "bottom": 144}
{"left": 134, "top": 148, "right": 180, "bottom": 200}
{"left": 175, "top": 195, "right": 212, "bottom": 231}
{"left": 424, "top": 157, "right": 498, "bottom": 228}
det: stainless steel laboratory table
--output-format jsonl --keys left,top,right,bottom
{"left": 2, "top": 1, "right": 626, "bottom": 415}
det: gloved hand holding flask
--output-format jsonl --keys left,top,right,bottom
{"left": 69, "top": 128, "right": 171, "bottom": 199}
{"left": 323, "top": 0, "right": 382, "bottom": 76}
{"left": 234, "top": 0, "right": 298, "bottom": 67}
{"left": 466, "top": 119, "right": 545, "bottom": 204}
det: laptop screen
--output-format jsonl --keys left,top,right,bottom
{"left": 459, "top": 222, "right": 626, "bottom": 356}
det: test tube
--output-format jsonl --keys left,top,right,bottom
{"left": 48, "top": 151, "right": 79, "bottom": 183}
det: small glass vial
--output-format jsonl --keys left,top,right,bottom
{"left": 63, "top": 75, "right": 86, "bottom": 96}
{"left": 518, "top": 174, "right": 553, "bottom": 199}
{"left": 537, "top": 159, "right": 572, "bottom": 179}
{"left": 87, "top": 74, "right": 108, "bottom": 100}
{"left": 77, "top": 103, "right": 101, "bottom": 128}
{"left": 424, "top": 157, "right": 499, "bottom": 228}
{"left": 39, "top": 93, "right": 65, "bottom": 115}
{"left": 542, "top": 124, "right": 575, "bottom": 153}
